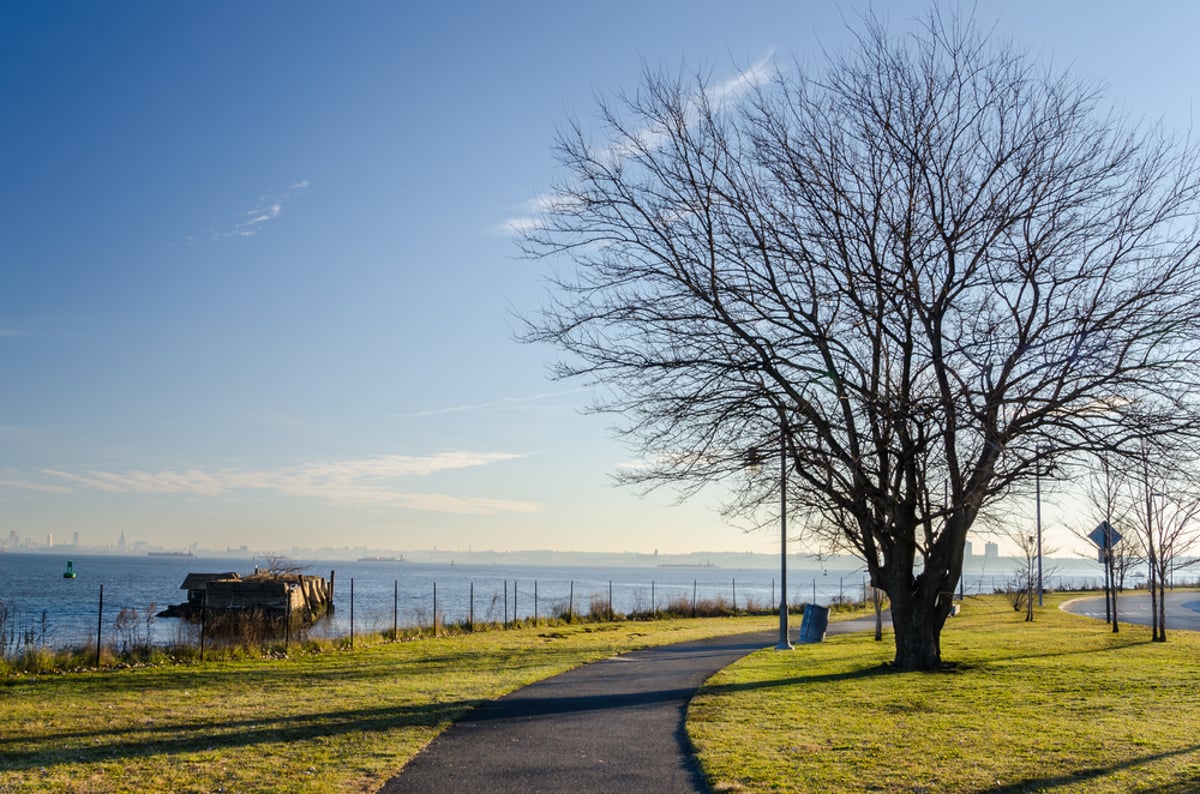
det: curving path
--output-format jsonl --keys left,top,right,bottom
{"left": 1062, "top": 591, "right": 1200, "bottom": 632}
{"left": 379, "top": 615, "right": 882, "bottom": 793}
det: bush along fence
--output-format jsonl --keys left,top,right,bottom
{"left": 7, "top": 567, "right": 1192, "bottom": 674}
{"left": 0, "top": 573, "right": 886, "bottom": 673}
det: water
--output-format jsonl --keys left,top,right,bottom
{"left": 0, "top": 552, "right": 1109, "bottom": 650}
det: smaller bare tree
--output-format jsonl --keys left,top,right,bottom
{"left": 262, "top": 555, "right": 307, "bottom": 577}
{"left": 1082, "top": 458, "right": 1137, "bottom": 631}
{"left": 1130, "top": 450, "right": 1200, "bottom": 642}
{"left": 142, "top": 601, "right": 157, "bottom": 648}
{"left": 1006, "top": 534, "right": 1037, "bottom": 621}
{"left": 1006, "top": 530, "right": 1061, "bottom": 621}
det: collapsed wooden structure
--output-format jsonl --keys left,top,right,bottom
{"left": 160, "top": 569, "right": 335, "bottom": 622}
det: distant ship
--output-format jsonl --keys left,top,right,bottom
{"left": 357, "top": 555, "right": 407, "bottom": 563}
{"left": 148, "top": 551, "right": 195, "bottom": 557}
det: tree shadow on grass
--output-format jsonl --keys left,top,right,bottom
{"left": 0, "top": 698, "right": 480, "bottom": 773}
{"left": 970, "top": 743, "right": 1200, "bottom": 794}
{"left": 698, "top": 662, "right": 894, "bottom": 697}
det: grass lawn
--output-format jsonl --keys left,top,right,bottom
{"left": 0, "top": 616, "right": 774, "bottom": 793}
{"left": 688, "top": 594, "right": 1200, "bottom": 793}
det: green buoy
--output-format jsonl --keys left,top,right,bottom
{"left": 63, "top": 560, "right": 77, "bottom": 579}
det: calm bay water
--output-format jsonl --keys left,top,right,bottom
{"left": 0, "top": 551, "right": 1105, "bottom": 650}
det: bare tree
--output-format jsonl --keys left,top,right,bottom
{"left": 262, "top": 555, "right": 307, "bottom": 577}
{"left": 1129, "top": 448, "right": 1200, "bottom": 641}
{"left": 1005, "top": 530, "right": 1058, "bottom": 621}
{"left": 1082, "top": 457, "right": 1139, "bottom": 631}
{"left": 1012, "top": 534, "right": 1037, "bottom": 621}
{"left": 522, "top": 8, "right": 1200, "bottom": 670}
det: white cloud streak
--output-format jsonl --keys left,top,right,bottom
{"left": 212, "top": 179, "right": 310, "bottom": 240}
{"left": 0, "top": 476, "right": 72, "bottom": 494}
{"left": 399, "top": 388, "right": 588, "bottom": 418}
{"left": 708, "top": 49, "right": 776, "bottom": 106}
{"left": 28, "top": 452, "right": 536, "bottom": 515}
{"left": 498, "top": 51, "right": 776, "bottom": 236}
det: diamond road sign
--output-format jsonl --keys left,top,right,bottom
{"left": 1089, "top": 520, "right": 1122, "bottom": 549}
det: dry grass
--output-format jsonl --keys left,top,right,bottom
{"left": 689, "top": 593, "right": 1200, "bottom": 793}
{"left": 0, "top": 616, "right": 773, "bottom": 792}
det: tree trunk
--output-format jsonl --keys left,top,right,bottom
{"left": 1110, "top": 586, "right": 1119, "bottom": 633}
{"left": 1149, "top": 563, "right": 1162, "bottom": 641}
{"left": 1109, "top": 554, "right": 1119, "bottom": 634}
{"left": 886, "top": 575, "right": 951, "bottom": 670}
{"left": 1156, "top": 577, "right": 1168, "bottom": 643}
{"left": 873, "top": 588, "right": 883, "bottom": 642}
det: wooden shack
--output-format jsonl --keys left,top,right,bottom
{"left": 180, "top": 572, "right": 240, "bottom": 606}
{"left": 161, "top": 569, "right": 333, "bottom": 622}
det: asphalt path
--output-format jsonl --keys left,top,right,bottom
{"left": 378, "top": 614, "right": 882, "bottom": 793}
{"left": 1062, "top": 591, "right": 1200, "bottom": 632}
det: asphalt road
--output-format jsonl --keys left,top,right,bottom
{"left": 378, "top": 615, "right": 882, "bottom": 793}
{"left": 1061, "top": 591, "right": 1200, "bottom": 631}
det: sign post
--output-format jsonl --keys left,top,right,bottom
{"left": 1088, "top": 521, "right": 1123, "bottom": 631}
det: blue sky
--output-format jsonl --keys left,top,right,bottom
{"left": 2, "top": 2, "right": 1197, "bottom": 556}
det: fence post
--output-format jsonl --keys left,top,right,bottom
{"left": 393, "top": 580, "right": 398, "bottom": 640}
{"left": 96, "top": 584, "right": 104, "bottom": 668}
{"left": 608, "top": 581, "right": 613, "bottom": 621}
{"left": 732, "top": 578, "right": 736, "bottom": 611}
{"left": 651, "top": 581, "right": 655, "bottom": 614}
{"left": 433, "top": 581, "right": 438, "bottom": 635}
{"left": 470, "top": 581, "right": 475, "bottom": 630}
{"left": 199, "top": 588, "right": 206, "bottom": 663}
{"left": 534, "top": 580, "right": 539, "bottom": 625}
{"left": 504, "top": 580, "right": 508, "bottom": 627}
{"left": 692, "top": 580, "right": 697, "bottom": 617}
{"left": 569, "top": 581, "right": 574, "bottom": 621}
{"left": 285, "top": 588, "right": 291, "bottom": 653}
{"left": 350, "top": 578, "right": 355, "bottom": 650}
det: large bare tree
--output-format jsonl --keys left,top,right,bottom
{"left": 522, "top": 9, "right": 1200, "bottom": 670}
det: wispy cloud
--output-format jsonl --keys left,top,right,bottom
{"left": 26, "top": 452, "right": 536, "bottom": 514}
{"left": 498, "top": 52, "right": 776, "bottom": 236}
{"left": 496, "top": 193, "right": 583, "bottom": 237}
{"left": 708, "top": 49, "right": 776, "bottom": 107}
{"left": 0, "top": 476, "right": 71, "bottom": 494}
{"left": 211, "top": 179, "right": 310, "bottom": 240}
{"left": 398, "top": 388, "right": 589, "bottom": 418}
{"left": 0, "top": 329, "right": 28, "bottom": 338}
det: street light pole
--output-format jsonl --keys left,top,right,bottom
{"left": 777, "top": 408, "right": 791, "bottom": 650}
{"left": 1036, "top": 461, "right": 1043, "bottom": 607}
{"left": 745, "top": 410, "right": 792, "bottom": 651}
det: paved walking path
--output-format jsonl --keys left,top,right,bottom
{"left": 1062, "top": 592, "right": 1200, "bottom": 632}
{"left": 379, "top": 615, "right": 882, "bottom": 793}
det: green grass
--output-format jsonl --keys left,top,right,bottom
{"left": 9, "top": 596, "right": 1194, "bottom": 793}
{"left": 688, "top": 594, "right": 1200, "bottom": 793}
{"left": 0, "top": 617, "right": 774, "bottom": 792}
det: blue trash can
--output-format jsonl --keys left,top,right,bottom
{"left": 797, "top": 604, "right": 829, "bottom": 643}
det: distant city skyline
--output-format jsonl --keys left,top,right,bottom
{"left": 0, "top": 528, "right": 1114, "bottom": 572}
{"left": 4, "top": 2, "right": 1197, "bottom": 559}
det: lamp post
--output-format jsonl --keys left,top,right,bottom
{"left": 1036, "top": 461, "right": 1044, "bottom": 607}
{"left": 747, "top": 408, "right": 792, "bottom": 650}
{"left": 1035, "top": 446, "right": 1052, "bottom": 607}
